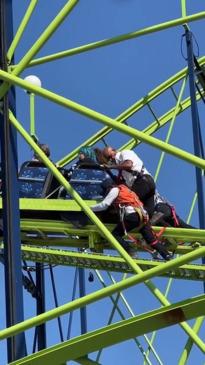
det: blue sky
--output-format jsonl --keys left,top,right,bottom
{"left": 1, "top": 1, "right": 205, "bottom": 364}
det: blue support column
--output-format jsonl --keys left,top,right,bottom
{"left": 185, "top": 29, "right": 205, "bottom": 269}
{"left": 0, "top": 0, "right": 27, "bottom": 361}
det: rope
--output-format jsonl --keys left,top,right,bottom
{"left": 119, "top": 207, "right": 157, "bottom": 255}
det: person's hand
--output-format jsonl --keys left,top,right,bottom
{"left": 100, "top": 164, "right": 109, "bottom": 169}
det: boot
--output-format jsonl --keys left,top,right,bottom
{"left": 151, "top": 241, "right": 173, "bottom": 261}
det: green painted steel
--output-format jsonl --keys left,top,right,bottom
{"left": 0, "top": 0, "right": 79, "bottom": 99}
{"left": 1, "top": 71, "right": 205, "bottom": 170}
{"left": 7, "top": 0, "right": 38, "bottom": 63}
{"left": 178, "top": 316, "right": 204, "bottom": 365}
{"left": 1, "top": 247, "right": 205, "bottom": 343}
{"left": 2, "top": 3, "right": 205, "bottom": 364}
{"left": 75, "top": 357, "right": 101, "bottom": 365}
{"left": 5, "top": 244, "right": 205, "bottom": 281}
{"left": 29, "top": 93, "right": 35, "bottom": 137}
{"left": 0, "top": 198, "right": 96, "bottom": 211}
{"left": 6, "top": 106, "right": 204, "bottom": 351}
{"left": 57, "top": 59, "right": 205, "bottom": 167}
{"left": 26, "top": 12, "right": 205, "bottom": 68}
{"left": 154, "top": 76, "right": 187, "bottom": 182}
{"left": 117, "top": 92, "right": 202, "bottom": 152}
{"left": 9, "top": 294, "right": 205, "bottom": 365}
{"left": 181, "top": 0, "right": 187, "bottom": 18}
{"left": 15, "top": 217, "right": 205, "bottom": 243}
{"left": 94, "top": 271, "right": 158, "bottom": 365}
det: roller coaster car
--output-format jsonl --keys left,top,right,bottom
{"left": 2, "top": 160, "right": 116, "bottom": 225}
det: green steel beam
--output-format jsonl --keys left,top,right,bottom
{"left": 74, "top": 357, "right": 101, "bottom": 365}
{"left": 24, "top": 12, "right": 205, "bottom": 68}
{"left": 7, "top": 0, "right": 38, "bottom": 63}
{"left": 9, "top": 294, "right": 205, "bottom": 365}
{"left": 154, "top": 76, "right": 187, "bottom": 181}
{"left": 178, "top": 316, "right": 204, "bottom": 365}
{"left": 0, "top": 197, "right": 97, "bottom": 211}
{"left": 0, "top": 213, "right": 202, "bottom": 251}
{"left": 13, "top": 217, "right": 205, "bottom": 243}
{"left": 181, "top": 0, "right": 187, "bottom": 18}
{"left": 9, "top": 244, "right": 205, "bottom": 281}
{"left": 59, "top": 89, "right": 202, "bottom": 166}
{"left": 0, "top": 0, "right": 79, "bottom": 99}
{"left": 95, "top": 271, "right": 157, "bottom": 365}
{"left": 1, "top": 72, "right": 205, "bottom": 170}
{"left": 1, "top": 247, "right": 205, "bottom": 342}
{"left": 29, "top": 93, "right": 35, "bottom": 137}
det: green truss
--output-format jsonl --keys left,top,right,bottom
{"left": 0, "top": 1, "right": 205, "bottom": 364}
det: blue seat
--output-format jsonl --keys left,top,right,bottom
{"left": 18, "top": 161, "right": 50, "bottom": 198}
{"left": 61, "top": 168, "right": 112, "bottom": 200}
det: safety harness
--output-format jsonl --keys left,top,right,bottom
{"left": 114, "top": 184, "right": 149, "bottom": 226}
{"left": 114, "top": 185, "right": 158, "bottom": 256}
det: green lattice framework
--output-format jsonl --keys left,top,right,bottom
{"left": 0, "top": 1, "right": 205, "bottom": 364}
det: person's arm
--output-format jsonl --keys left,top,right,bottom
{"left": 91, "top": 187, "right": 119, "bottom": 212}
{"left": 103, "top": 160, "right": 133, "bottom": 171}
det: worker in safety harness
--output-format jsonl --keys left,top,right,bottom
{"left": 153, "top": 191, "right": 195, "bottom": 228}
{"left": 102, "top": 147, "right": 156, "bottom": 218}
{"left": 91, "top": 180, "right": 173, "bottom": 260}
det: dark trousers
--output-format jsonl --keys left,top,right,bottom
{"left": 155, "top": 203, "right": 194, "bottom": 228}
{"left": 112, "top": 212, "right": 156, "bottom": 251}
{"left": 131, "top": 174, "right": 156, "bottom": 218}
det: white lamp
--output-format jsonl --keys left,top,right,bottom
{"left": 24, "top": 75, "right": 42, "bottom": 88}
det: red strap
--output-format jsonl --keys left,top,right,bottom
{"left": 125, "top": 232, "right": 155, "bottom": 254}
{"left": 171, "top": 207, "right": 179, "bottom": 227}
{"left": 156, "top": 226, "right": 166, "bottom": 239}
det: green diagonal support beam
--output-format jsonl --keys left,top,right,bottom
{"left": 9, "top": 294, "right": 205, "bottom": 365}
{"left": 1, "top": 72, "right": 205, "bottom": 170}
{"left": 7, "top": 0, "right": 38, "bottom": 63}
{"left": 178, "top": 316, "right": 204, "bottom": 365}
{"left": 25, "top": 12, "right": 205, "bottom": 68}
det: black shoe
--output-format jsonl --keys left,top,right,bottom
{"left": 152, "top": 250, "right": 160, "bottom": 260}
{"left": 152, "top": 242, "right": 173, "bottom": 261}
{"left": 160, "top": 251, "right": 173, "bottom": 261}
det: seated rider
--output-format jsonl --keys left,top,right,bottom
{"left": 91, "top": 180, "right": 172, "bottom": 260}
{"left": 66, "top": 146, "right": 116, "bottom": 181}
{"left": 77, "top": 146, "right": 98, "bottom": 167}
{"left": 32, "top": 143, "right": 51, "bottom": 163}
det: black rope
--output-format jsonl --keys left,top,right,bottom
{"left": 66, "top": 267, "right": 78, "bottom": 340}
{"left": 181, "top": 31, "right": 200, "bottom": 61}
{"left": 49, "top": 265, "right": 64, "bottom": 342}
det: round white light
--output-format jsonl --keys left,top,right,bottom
{"left": 24, "top": 75, "right": 42, "bottom": 88}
